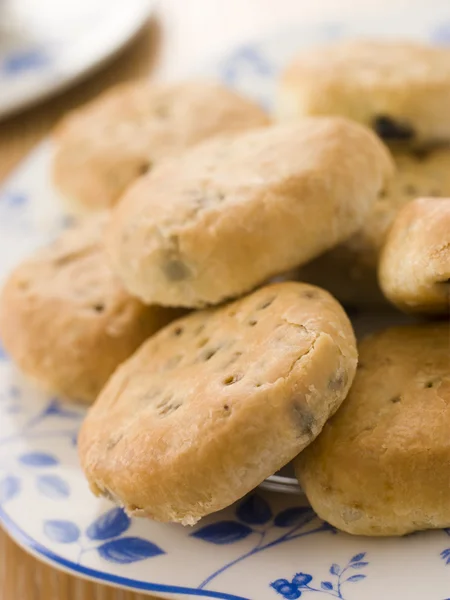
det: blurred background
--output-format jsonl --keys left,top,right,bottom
{"left": 0, "top": 0, "right": 440, "bottom": 180}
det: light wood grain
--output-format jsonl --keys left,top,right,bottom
{"left": 0, "top": 526, "right": 156, "bottom": 600}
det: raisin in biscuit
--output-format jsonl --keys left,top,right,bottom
{"left": 53, "top": 80, "right": 270, "bottom": 212}
{"left": 379, "top": 197, "right": 450, "bottom": 314}
{"left": 79, "top": 281, "right": 358, "bottom": 525}
{"left": 295, "top": 323, "right": 450, "bottom": 536}
{"left": 0, "top": 215, "right": 177, "bottom": 403}
{"left": 299, "top": 146, "right": 450, "bottom": 304}
{"left": 106, "top": 118, "right": 393, "bottom": 308}
{"left": 278, "top": 40, "right": 450, "bottom": 145}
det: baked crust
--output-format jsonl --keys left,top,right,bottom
{"left": 296, "top": 323, "right": 450, "bottom": 536}
{"left": 298, "top": 146, "right": 450, "bottom": 305}
{"left": 0, "top": 215, "right": 177, "bottom": 403}
{"left": 106, "top": 118, "right": 393, "bottom": 307}
{"left": 278, "top": 40, "right": 450, "bottom": 145}
{"left": 379, "top": 197, "right": 450, "bottom": 313}
{"left": 79, "top": 281, "right": 357, "bottom": 525}
{"left": 53, "top": 80, "right": 270, "bottom": 211}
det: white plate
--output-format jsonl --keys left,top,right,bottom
{"left": 1, "top": 8, "right": 450, "bottom": 600}
{"left": 0, "top": 0, "right": 154, "bottom": 119}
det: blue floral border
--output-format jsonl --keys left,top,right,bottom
{"left": 0, "top": 503, "right": 250, "bottom": 600}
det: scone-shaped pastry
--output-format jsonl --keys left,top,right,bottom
{"left": 296, "top": 324, "right": 450, "bottom": 536}
{"left": 299, "top": 146, "right": 450, "bottom": 304}
{"left": 379, "top": 197, "right": 450, "bottom": 314}
{"left": 278, "top": 40, "right": 450, "bottom": 145}
{"left": 79, "top": 282, "right": 358, "bottom": 525}
{"left": 106, "top": 118, "right": 393, "bottom": 308}
{"left": 53, "top": 80, "right": 270, "bottom": 211}
{"left": 0, "top": 216, "right": 177, "bottom": 403}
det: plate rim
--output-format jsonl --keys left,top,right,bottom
{"left": 0, "top": 0, "right": 156, "bottom": 120}
{"left": 0, "top": 503, "right": 250, "bottom": 600}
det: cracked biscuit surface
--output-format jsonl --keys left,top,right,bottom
{"left": 106, "top": 118, "right": 393, "bottom": 307}
{"left": 295, "top": 324, "right": 450, "bottom": 536}
{"left": 278, "top": 40, "right": 450, "bottom": 145}
{"left": 379, "top": 197, "right": 450, "bottom": 314}
{"left": 0, "top": 215, "right": 177, "bottom": 403}
{"left": 53, "top": 80, "right": 270, "bottom": 211}
{"left": 79, "top": 281, "right": 357, "bottom": 525}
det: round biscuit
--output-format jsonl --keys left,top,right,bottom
{"left": 106, "top": 118, "right": 393, "bottom": 308}
{"left": 53, "top": 80, "right": 270, "bottom": 212}
{"left": 278, "top": 39, "right": 450, "bottom": 145}
{"left": 79, "top": 281, "right": 358, "bottom": 525}
{"left": 379, "top": 197, "right": 450, "bottom": 314}
{"left": 0, "top": 215, "right": 177, "bottom": 403}
{"left": 295, "top": 323, "right": 450, "bottom": 536}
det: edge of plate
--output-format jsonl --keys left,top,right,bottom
{"left": 0, "top": 0, "right": 156, "bottom": 120}
{"left": 0, "top": 503, "right": 251, "bottom": 600}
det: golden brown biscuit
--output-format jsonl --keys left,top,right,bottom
{"left": 106, "top": 118, "right": 393, "bottom": 308}
{"left": 295, "top": 323, "right": 450, "bottom": 536}
{"left": 299, "top": 146, "right": 450, "bottom": 304}
{"left": 278, "top": 40, "right": 450, "bottom": 145}
{"left": 79, "top": 281, "right": 358, "bottom": 525}
{"left": 0, "top": 216, "right": 176, "bottom": 403}
{"left": 53, "top": 80, "right": 270, "bottom": 211}
{"left": 379, "top": 197, "right": 450, "bottom": 314}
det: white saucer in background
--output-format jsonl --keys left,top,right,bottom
{"left": 0, "top": 0, "right": 155, "bottom": 119}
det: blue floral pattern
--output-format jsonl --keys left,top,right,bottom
{"left": 0, "top": 191, "right": 31, "bottom": 231}
{"left": 439, "top": 529, "right": 450, "bottom": 573}
{"left": 0, "top": 340, "right": 7, "bottom": 361}
{"left": 44, "top": 520, "right": 81, "bottom": 544}
{"left": 432, "top": 22, "right": 450, "bottom": 44}
{"left": 1, "top": 48, "right": 50, "bottom": 77}
{"left": 271, "top": 553, "right": 368, "bottom": 599}
{"left": 0, "top": 475, "right": 20, "bottom": 503}
{"left": 0, "top": 393, "right": 82, "bottom": 510}
{"left": 220, "top": 45, "right": 274, "bottom": 86}
{"left": 36, "top": 474, "right": 70, "bottom": 499}
{"left": 193, "top": 495, "right": 334, "bottom": 591}
{"left": 42, "top": 506, "right": 165, "bottom": 565}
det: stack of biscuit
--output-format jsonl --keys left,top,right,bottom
{"left": 279, "top": 39, "right": 450, "bottom": 536}
{"left": 1, "top": 40, "right": 449, "bottom": 536}
{"left": 278, "top": 40, "right": 450, "bottom": 305}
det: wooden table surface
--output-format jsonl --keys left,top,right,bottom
{"left": 0, "top": 0, "right": 404, "bottom": 598}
